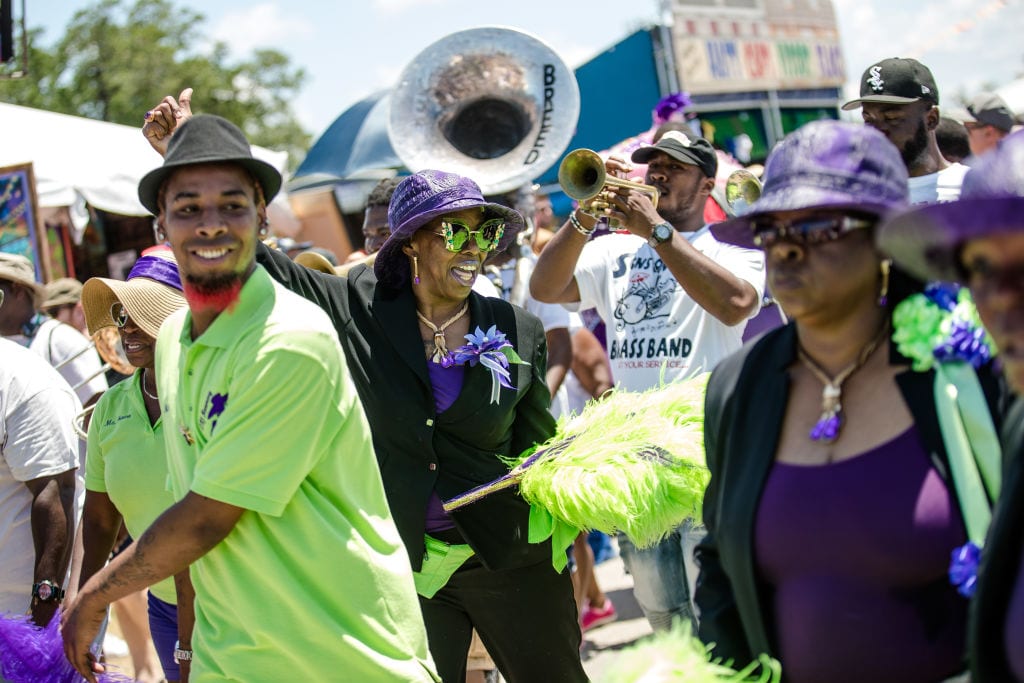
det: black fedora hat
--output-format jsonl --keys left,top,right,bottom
{"left": 137, "top": 114, "right": 282, "bottom": 215}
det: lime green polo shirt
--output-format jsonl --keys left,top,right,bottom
{"left": 155, "top": 266, "right": 437, "bottom": 683}
{"left": 85, "top": 370, "right": 177, "bottom": 604}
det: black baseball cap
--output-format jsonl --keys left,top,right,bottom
{"left": 842, "top": 58, "right": 939, "bottom": 110}
{"left": 963, "top": 92, "right": 1015, "bottom": 133}
{"left": 631, "top": 130, "right": 718, "bottom": 178}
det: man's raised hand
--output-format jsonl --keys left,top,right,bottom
{"left": 142, "top": 88, "right": 194, "bottom": 158}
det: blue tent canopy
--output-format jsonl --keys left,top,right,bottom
{"left": 294, "top": 29, "right": 663, "bottom": 206}
{"left": 293, "top": 90, "right": 400, "bottom": 182}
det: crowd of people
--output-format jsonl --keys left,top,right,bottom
{"left": 0, "top": 52, "right": 1020, "bottom": 683}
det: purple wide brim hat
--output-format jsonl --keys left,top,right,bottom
{"left": 374, "top": 169, "right": 525, "bottom": 289}
{"left": 711, "top": 120, "right": 909, "bottom": 248}
{"left": 878, "top": 129, "right": 1024, "bottom": 283}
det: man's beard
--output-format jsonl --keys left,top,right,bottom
{"left": 900, "top": 118, "right": 930, "bottom": 169}
{"left": 183, "top": 273, "right": 243, "bottom": 313}
{"left": 656, "top": 193, "right": 699, "bottom": 229}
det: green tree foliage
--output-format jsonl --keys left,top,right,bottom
{"left": 0, "top": 0, "right": 310, "bottom": 169}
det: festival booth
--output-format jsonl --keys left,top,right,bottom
{"left": 0, "top": 102, "right": 295, "bottom": 283}
{"left": 288, "top": 90, "right": 400, "bottom": 261}
{"left": 997, "top": 76, "right": 1024, "bottom": 121}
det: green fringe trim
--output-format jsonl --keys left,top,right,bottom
{"left": 596, "top": 623, "right": 782, "bottom": 683}
{"left": 516, "top": 375, "right": 710, "bottom": 549}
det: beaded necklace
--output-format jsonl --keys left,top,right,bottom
{"left": 798, "top": 320, "right": 889, "bottom": 443}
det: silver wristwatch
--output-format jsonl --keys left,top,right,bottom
{"left": 648, "top": 222, "right": 673, "bottom": 247}
{"left": 174, "top": 639, "right": 193, "bottom": 664}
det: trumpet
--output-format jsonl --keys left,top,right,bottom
{"left": 723, "top": 169, "right": 762, "bottom": 217}
{"left": 558, "top": 149, "right": 660, "bottom": 214}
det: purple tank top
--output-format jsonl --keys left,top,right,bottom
{"left": 1006, "top": 544, "right": 1024, "bottom": 680}
{"left": 754, "top": 427, "right": 968, "bottom": 683}
{"left": 423, "top": 361, "right": 465, "bottom": 534}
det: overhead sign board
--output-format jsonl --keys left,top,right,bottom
{"left": 672, "top": 0, "right": 846, "bottom": 94}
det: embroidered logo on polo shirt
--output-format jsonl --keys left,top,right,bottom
{"left": 199, "top": 391, "right": 230, "bottom": 434}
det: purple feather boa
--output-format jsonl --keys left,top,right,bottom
{"left": 0, "top": 609, "right": 132, "bottom": 683}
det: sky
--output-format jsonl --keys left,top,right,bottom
{"left": 19, "top": 0, "right": 1024, "bottom": 140}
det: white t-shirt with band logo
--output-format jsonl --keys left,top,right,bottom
{"left": 568, "top": 227, "right": 765, "bottom": 392}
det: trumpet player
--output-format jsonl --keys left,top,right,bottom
{"left": 530, "top": 131, "right": 765, "bottom": 634}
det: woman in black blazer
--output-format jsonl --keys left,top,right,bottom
{"left": 698, "top": 121, "right": 1004, "bottom": 682}
{"left": 879, "top": 130, "right": 1024, "bottom": 682}
{"left": 255, "top": 170, "right": 587, "bottom": 683}
{"left": 970, "top": 402, "right": 1023, "bottom": 682}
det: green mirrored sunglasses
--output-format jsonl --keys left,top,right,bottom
{"left": 433, "top": 218, "right": 506, "bottom": 253}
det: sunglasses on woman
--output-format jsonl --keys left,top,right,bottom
{"left": 111, "top": 301, "right": 132, "bottom": 328}
{"left": 432, "top": 218, "right": 506, "bottom": 253}
{"left": 751, "top": 215, "right": 876, "bottom": 249}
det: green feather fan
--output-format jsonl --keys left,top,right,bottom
{"left": 516, "top": 374, "right": 710, "bottom": 548}
{"left": 596, "top": 624, "right": 782, "bottom": 683}
{"left": 445, "top": 375, "right": 709, "bottom": 547}
{"left": 443, "top": 375, "right": 711, "bottom": 568}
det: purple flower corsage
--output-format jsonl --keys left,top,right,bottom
{"left": 892, "top": 285, "right": 996, "bottom": 372}
{"left": 948, "top": 542, "right": 981, "bottom": 598}
{"left": 444, "top": 325, "right": 527, "bottom": 404}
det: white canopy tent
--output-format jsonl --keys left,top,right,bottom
{"left": 0, "top": 103, "right": 298, "bottom": 232}
{"left": 996, "top": 77, "right": 1024, "bottom": 121}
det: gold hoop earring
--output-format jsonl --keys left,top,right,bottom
{"left": 878, "top": 258, "right": 891, "bottom": 307}
{"left": 412, "top": 255, "right": 420, "bottom": 285}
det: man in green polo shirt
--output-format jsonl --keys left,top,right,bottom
{"left": 62, "top": 115, "right": 438, "bottom": 683}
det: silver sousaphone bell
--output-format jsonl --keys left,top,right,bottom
{"left": 388, "top": 27, "right": 581, "bottom": 195}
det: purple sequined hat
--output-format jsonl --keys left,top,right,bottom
{"left": 374, "top": 169, "right": 524, "bottom": 289}
{"left": 878, "top": 129, "right": 1024, "bottom": 283}
{"left": 712, "top": 121, "right": 909, "bottom": 248}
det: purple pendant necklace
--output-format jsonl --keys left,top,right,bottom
{"left": 798, "top": 320, "right": 889, "bottom": 443}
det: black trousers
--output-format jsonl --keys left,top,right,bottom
{"left": 419, "top": 555, "right": 588, "bottom": 683}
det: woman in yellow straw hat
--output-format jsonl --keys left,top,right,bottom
{"left": 78, "top": 246, "right": 189, "bottom": 683}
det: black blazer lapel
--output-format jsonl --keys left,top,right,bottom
{"left": 441, "top": 292, "right": 523, "bottom": 422}
{"left": 894, "top": 368, "right": 952, "bottom": 479}
{"left": 371, "top": 285, "right": 432, "bottom": 392}
{"left": 726, "top": 325, "right": 793, "bottom": 657}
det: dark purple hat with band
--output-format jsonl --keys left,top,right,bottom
{"left": 878, "top": 129, "right": 1024, "bottom": 283}
{"left": 374, "top": 169, "right": 524, "bottom": 289}
{"left": 711, "top": 121, "right": 909, "bottom": 249}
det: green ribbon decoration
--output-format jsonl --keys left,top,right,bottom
{"left": 527, "top": 504, "right": 581, "bottom": 573}
{"left": 932, "top": 362, "right": 1002, "bottom": 545}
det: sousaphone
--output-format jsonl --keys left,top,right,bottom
{"left": 388, "top": 27, "right": 581, "bottom": 195}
